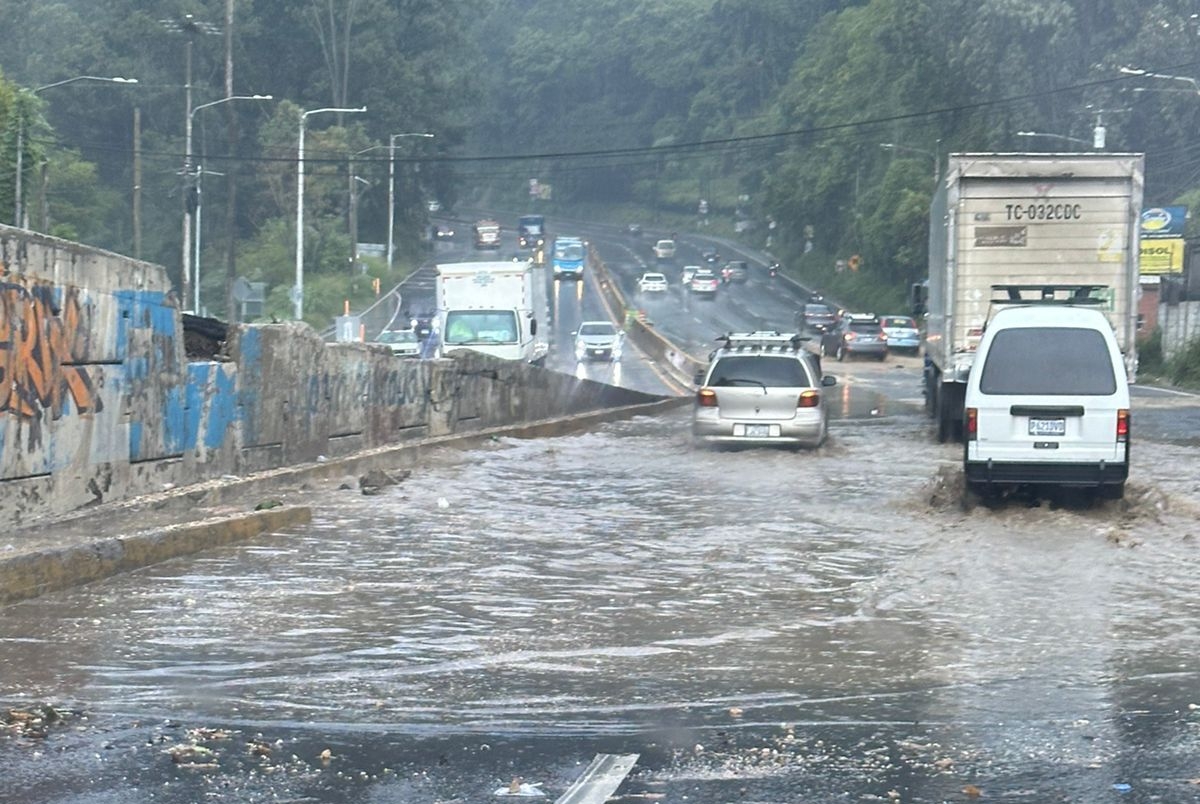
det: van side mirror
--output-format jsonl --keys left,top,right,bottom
{"left": 530, "top": 319, "right": 538, "bottom": 336}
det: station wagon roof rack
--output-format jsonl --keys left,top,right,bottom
{"left": 716, "top": 331, "right": 810, "bottom": 352}
{"left": 989, "top": 284, "right": 1109, "bottom": 306}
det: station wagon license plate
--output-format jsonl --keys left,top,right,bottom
{"left": 744, "top": 424, "right": 771, "bottom": 438}
{"left": 1028, "top": 418, "right": 1066, "bottom": 437}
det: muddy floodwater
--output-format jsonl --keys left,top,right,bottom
{"left": 2, "top": 391, "right": 1200, "bottom": 803}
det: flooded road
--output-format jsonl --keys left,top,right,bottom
{"left": 3, "top": 359, "right": 1200, "bottom": 803}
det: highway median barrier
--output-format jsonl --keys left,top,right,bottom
{"left": 591, "top": 251, "right": 705, "bottom": 390}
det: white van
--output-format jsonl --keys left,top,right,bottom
{"left": 963, "top": 304, "right": 1130, "bottom": 499}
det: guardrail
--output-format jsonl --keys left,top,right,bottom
{"left": 588, "top": 249, "right": 706, "bottom": 389}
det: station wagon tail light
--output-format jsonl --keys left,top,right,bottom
{"left": 843, "top": 332, "right": 855, "bottom": 341}
{"left": 1116, "top": 409, "right": 1129, "bottom": 442}
{"left": 797, "top": 390, "right": 820, "bottom": 408}
{"left": 965, "top": 407, "right": 978, "bottom": 440}
{"left": 879, "top": 332, "right": 888, "bottom": 341}
{"left": 697, "top": 388, "right": 719, "bottom": 407}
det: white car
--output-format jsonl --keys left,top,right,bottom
{"left": 573, "top": 321, "right": 623, "bottom": 362}
{"left": 681, "top": 265, "right": 700, "bottom": 285}
{"left": 638, "top": 272, "right": 669, "bottom": 292}
{"left": 653, "top": 239, "right": 676, "bottom": 260}
{"left": 964, "top": 303, "right": 1130, "bottom": 500}
{"left": 376, "top": 329, "right": 421, "bottom": 358}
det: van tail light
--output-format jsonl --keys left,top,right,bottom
{"left": 965, "top": 407, "right": 978, "bottom": 441}
{"left": 844, "top": 332, "right": 856, "bottom": 341}
{"left": 1116, "top": 409, "right": 1129, "bottom": 442}
{"left": 697, "top": 388, "right": 719, "bottom": 408}
{"left": 879, "top": 332, "right": 888, "bottom": 341}
{"left": 798, "top": 390, "right": 820, "bottom": 408}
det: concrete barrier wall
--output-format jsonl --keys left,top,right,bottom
{"left": 1, "top": 225, "right": 661, "bottom": 526}
{"left": 589, "top": 250, "right": 706, "bottom": 386}
{"left": 1159, "top": 301, "right": 1200, "bottom": 360}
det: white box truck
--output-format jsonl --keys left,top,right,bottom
{"left": 921, "top": 153, "right": 1144, "bottom": 442}
{"left": 436, "top": 261, "right": 549, "bottom": 364}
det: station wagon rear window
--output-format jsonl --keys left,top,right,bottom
{"left": 709, "top": 356, "right": 815, "bottom": 388}
{"left": 979, "top": 327, "right": 1116, "bottom": 395}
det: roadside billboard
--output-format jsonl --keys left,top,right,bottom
{"left": 1139, "top": 206, "right": 1186, "bottom": 275}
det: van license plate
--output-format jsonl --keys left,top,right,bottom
{"left": 745, "top": 424, "right": 771, "bottom": 438}
{"left": 1029, "top": 418, "right": 1066, "bottom": 436}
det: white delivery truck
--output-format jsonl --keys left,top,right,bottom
{"left": 436, "top": 261, "right": 549, "bottom": 365}
{"left": 921, "top": 152, "right": 1144, "bottom": 442}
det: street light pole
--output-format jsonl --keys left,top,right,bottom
{"left": 295, "top": 106, "right": 367, "bottom": 321}
{"left": 13, "top": 75, "right": 137, "bottom": 228}
{"left": 387, "top": 132, "right": 434, "bottom": 269}
{"left": 186, "top": 94, "right": 272, "bottom": 313}
{"left": 1119, "top": 65, "right": 1200, "bottom": 96}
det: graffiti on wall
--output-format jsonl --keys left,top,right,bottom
{"left": 0, "top": 266, "right": 102, "bottom": 427}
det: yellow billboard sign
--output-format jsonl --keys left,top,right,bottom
{"left": 1139, "top": 237, "right": 1184, "bottom": 275}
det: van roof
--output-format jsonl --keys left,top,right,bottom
{"left": 989, "top": 305, "right": 1113, "bottom": 328}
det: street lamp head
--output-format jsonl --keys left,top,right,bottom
{"left": 1119, "top": 66, "right": 1147, "bottom": 76}
{"left": 1015, "top": 131, "right": 1036, "bottom": 136}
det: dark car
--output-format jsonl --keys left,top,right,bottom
{"left": 721, "top": 260, "right": 749, "bottom": 283}
{"left": 701, "top": 248, "right": 720, "bottom": 265}
{"left": 820, "top": 313, "right": 889, "bottom": 361}
{"left": 799, "top": 303, "right": 838, "bottom": 333}
{"left": 410, "top": 313, "right": 436, "bottom": 342}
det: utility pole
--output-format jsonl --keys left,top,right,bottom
{"left": 223, "top": 0, "right": 238, "bottom": 321}
{"left": 133, "top": 106, "right": 142, "bottom": 259}
{"left": 161, "top": 13, "right": 221, "bottom": 310}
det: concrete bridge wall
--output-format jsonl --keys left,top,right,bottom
{"left": 0, "top": 225, "right": 659, "bottom": 526}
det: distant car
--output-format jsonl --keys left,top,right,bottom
{"left": 821, "top": 313, "right": 888, "bottom": 361}
{"left": 653, "top": 239, "right": 676, "bottom": 260}
{"left": 701, "top": 248, "right": 720, "bottom": 265}
{"left": 693, "top": 331, "right": 836, "bottom": 448}
{"left": 880, "top": 315, "right": 920, "bottom": 353}
{"left": 638, "top": 272, "right": 669, "bottom": 293}
{"left": 799, "top": 302, "right": 838, "bottom": 333}
{"left": 411, "top": 314, "right": 436, "bottom": 341}
{"left": 721, "top": 260, "right": 749, "bottom": 284}
{"left": 573, "top": 320, "right": 623, "bottom": 362}
{"left": 434, "top": 224, "right": 455, "bottom": 241}
{"left": 681, "top": 265, "right": 700, "bottom": 286}
{"left": 627, "top": 223, "right": 643, "bottom": 237}
{"left": 427, "top": 200, "right": 442, "bottom": 213}
{"left": 376, "top": 329, "right": 421, "bottom": 358}
{"left": 689, "top": 268, "right": 720, "bottom": 297}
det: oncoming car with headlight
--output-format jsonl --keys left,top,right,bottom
{"left": 573, "top": 321, "right": 623, "bottom": 362}
{"left": 693, "top": 332, "right": 836, "bottom": 448}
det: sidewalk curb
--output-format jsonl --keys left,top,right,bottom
{"left": 0, "top": 506, "right": 313, "bottom": 606}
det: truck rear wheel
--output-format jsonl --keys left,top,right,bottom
{"left": 935, "top": 382, "right": 962, "bottom": 443}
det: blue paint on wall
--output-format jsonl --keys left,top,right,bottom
{"left": 125, "top": 356, "right": 150, "bottom": 381}
{"left": 113, "top": 289, "right": 173, "bottom": 360}
{"left": 204, "top": 364, "right": 239, "bottom": 451}
{"left": 130, "top": 420, "right": 143, "bottom": 461}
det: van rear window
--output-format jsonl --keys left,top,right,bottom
{"left": 979, "top": 327, "right": 1117, "bottom": 395}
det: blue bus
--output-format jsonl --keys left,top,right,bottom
{"left": 552, "top": 237, "right": 586, "bottom": 280}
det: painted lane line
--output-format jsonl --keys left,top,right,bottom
{"left": 554, "top": 753, "right": 640, "bottom": 804}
